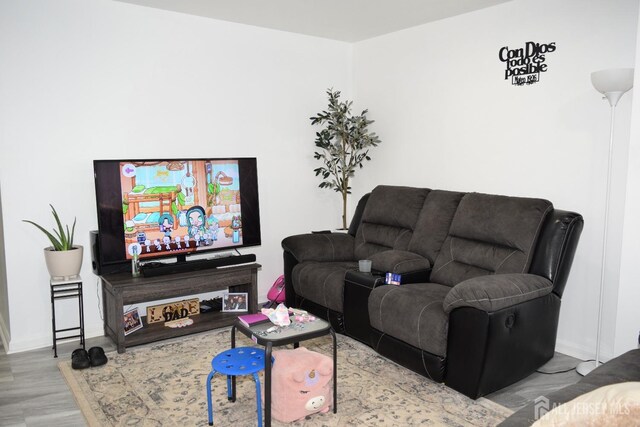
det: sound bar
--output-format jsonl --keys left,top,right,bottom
{"left": 140, "top": 254, "right": 256, "bottom": 278}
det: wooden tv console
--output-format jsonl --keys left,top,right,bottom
{"left": 101, "top": 263, "right": 260, "bottom": 353}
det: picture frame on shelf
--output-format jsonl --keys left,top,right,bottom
{"left": 222, "top": 292, "right": 248, "bottom": 312}
{"left": 123, "top": 307, "right": 143, "bottom": 335}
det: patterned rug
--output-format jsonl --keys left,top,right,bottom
{"left": 59, "top": 328, "right": 512, "bottom": 426}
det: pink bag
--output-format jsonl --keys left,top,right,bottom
{"left": 267, "top": 275, "right": 286, "bottom": 304}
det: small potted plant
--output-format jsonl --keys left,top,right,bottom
{"left": 24, "top": 205, "right": 83, "bottom": 279}
{"left": 310, "top": 89, "right": 381, "bottom": 229}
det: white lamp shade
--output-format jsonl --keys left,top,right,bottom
{"left": 591, "top": 68, "right": 634, "bottom": 106}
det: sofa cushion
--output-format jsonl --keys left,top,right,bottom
{"left": 282, "top": 233, "right": 355, "bottom": 263}
{"left": 292, "top": 261, "right": 358, "bottom": 313}
{"left": 369, "top": 283, "right": 451, "bottom": 357}
{"left": 368, "top": 250, "right": 431, "bottom": 274}
{"left": 408, "top": 190, "right": 465, "bottom": 264}
{"left": 354, "top": 186, "right": 430, "bottom": 259}
{"left": 430, "top": 193, "right": 552, "bottom": 287}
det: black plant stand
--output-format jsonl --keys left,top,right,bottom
{"left": 50, "top": 275, "right": 85, "bottom": 357}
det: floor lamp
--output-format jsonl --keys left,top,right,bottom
{"left": 576, "top": 68, "right": 634, "bottom": 376}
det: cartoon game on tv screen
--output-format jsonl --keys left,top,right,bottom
{"left": 119, "top": 160, "right": 243, "bottom": 259}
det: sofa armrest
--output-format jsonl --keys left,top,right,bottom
{"left": 343, "top": 270, "right": 387, "bottom": 345}
{"left": 282, "top": 232, "right": 355, "bottom": 262}
{"left": 368, "top": 250, "right": 431, "bottom": 274}
{"left": 443, "top": 273, "right": 553, "bottom": 314}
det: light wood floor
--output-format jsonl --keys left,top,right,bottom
{"left": 0, "top": 336, "right": 116, "bottom": 427}
{"left": 486, "top": 352, "right": 583, "bottom": 410}
{"left": 0, "top": 335, "right": 581, "bottom": 426}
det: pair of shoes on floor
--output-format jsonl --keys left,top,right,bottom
{"left": 71, "top": 346, "right": 108, "bottom": 370}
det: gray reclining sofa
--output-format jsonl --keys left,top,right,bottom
{"left": 282, "top": 185, "right": 583, "bottom": 398}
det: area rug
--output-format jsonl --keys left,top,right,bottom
{"left": 59, "top": 328, "right": 512, "bottom": 426}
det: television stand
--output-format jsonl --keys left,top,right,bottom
{"left": 101, "top": 263, "right": 260, "bottom": 353}
{"left": 140, "top": 253, "right": 256, "bottom": 277}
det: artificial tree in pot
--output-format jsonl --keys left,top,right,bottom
{"left": 310, "top": 89, "right": 381, "bottom": 230}
{"left": 24, "top": 204, "right": 83, "bottom": 279}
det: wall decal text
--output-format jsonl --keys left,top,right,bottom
{"left": 499, "top": 41, "right": 556, "bottom": 86}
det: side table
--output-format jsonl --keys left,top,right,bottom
{"left": 50, "top": 275, "right": 85, "bottom": 357}
{"left": 231, "top": 317, "right": 337, "bottom": 427}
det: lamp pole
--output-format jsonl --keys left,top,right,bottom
{"left": 577, "top": 68, "right": 634, "bottom": 376}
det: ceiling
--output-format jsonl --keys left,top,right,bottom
{"left": 115, "top": 0, "right": 513, "bottom": 42}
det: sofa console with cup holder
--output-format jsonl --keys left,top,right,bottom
{"left": 282, "top": 185, "right": 583, "bottom": 399}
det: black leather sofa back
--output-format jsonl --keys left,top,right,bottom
{"left": 529, "top": 210, "right": 584, "bottom": 297}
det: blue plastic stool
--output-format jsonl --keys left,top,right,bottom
{"left": 206, "top": 347, "right": 265, "bottom": 426}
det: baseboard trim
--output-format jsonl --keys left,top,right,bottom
{"left": 0, "top": 315, "right": 10, "bottom": 352}
{"left": 555, "top": 338, "right": 613, "bottom": 363}
{"left": 5, "top": 326, "right": 105, "bottom": 354}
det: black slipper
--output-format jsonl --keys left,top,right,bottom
{"left": 88, "top": 346, "right": 108, "bottom": 367}
{"left": 71, "top": 348, "right": 90, "bottom": 370}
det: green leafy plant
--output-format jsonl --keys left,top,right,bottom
{"left": 310, "top": 89, "right": 381, "bottom": 229}
{"left": 23, "top": 205, "right": 77, "bottom": 251}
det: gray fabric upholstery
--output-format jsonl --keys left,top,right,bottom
{"left": 368, "top": 250, "right": 431, "bottom": 274}
{"left": 430, "top": 193, "right": 552, "bottom": 287}
{"left": 354, "top": 186, "right": 430, "bottom": 259}
{"left": 442, "top": 273, "right": 553, "bottom": 314}
{"left": 292, "top": 261, "right": 358, "bottom": 312}
{"left": 581, "top": 349, "right": 640, "bottom": 387}
{"left": 500, "top": 349, "right": 640, "bottom": 426}
{"left": 408, "top": 190, "right": 465, "bottom": 264}
{"left": 369, "top": 283, "right": 451, "bottom": 357}
{"left": 282, "top": 233, "right": 355, "bottom": 262}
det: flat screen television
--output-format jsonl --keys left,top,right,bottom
{"left": 93, "top": 158, "right": 261, "bottom": 273}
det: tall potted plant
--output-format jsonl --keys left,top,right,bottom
{"left": 24, "top": 205, "right": 83, "bottom": 279}
{"left": 310, "top": 89, "right": 381, "bottom": 229}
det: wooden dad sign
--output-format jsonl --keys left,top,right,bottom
{"left": 147, "top": 298, "right": 200, "bottom": 324}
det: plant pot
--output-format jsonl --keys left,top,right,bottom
{"left": 44, "top": 245, "right": 83, "bottom": 279}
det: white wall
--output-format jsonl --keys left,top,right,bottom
{"left": 352, "top": 0, "right": 638, "bottom": 360}
{"left": 0, "top": 184, "right": 10, "bottom": 348}
{"left": 0, "top": 0, "right": 351, "bottom": 352}
{"left": 614, "top": 5, "right": 640, "bottom": 355}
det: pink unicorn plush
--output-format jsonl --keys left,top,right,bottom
{"left": 270, "top": 347, "right": 333, "bottom": 422}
